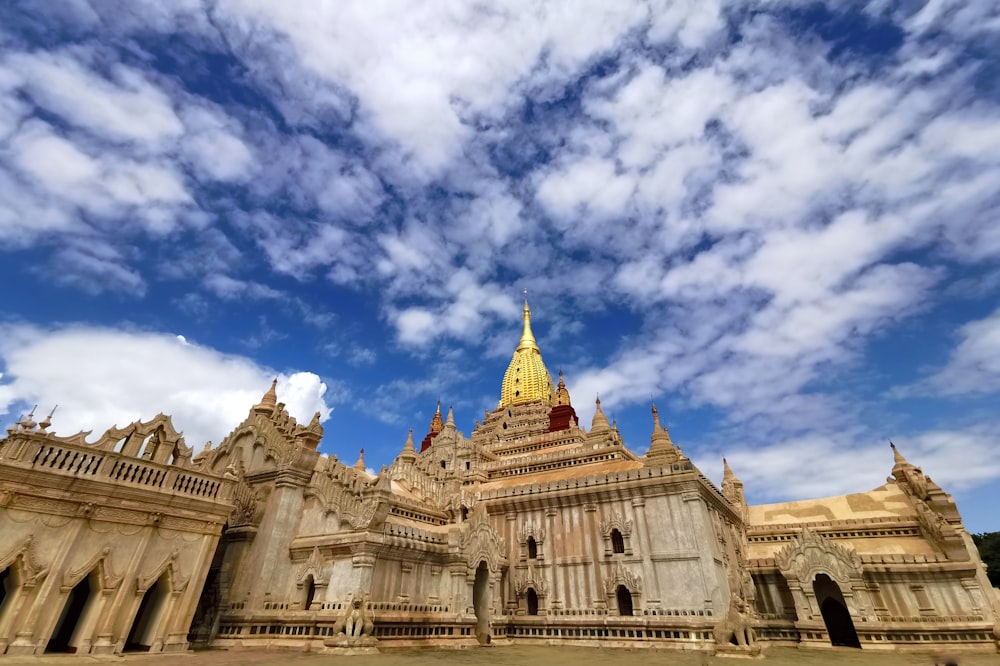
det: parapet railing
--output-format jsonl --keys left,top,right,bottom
{"left": 4, "top": 436, "right": 227, "bottom": 502}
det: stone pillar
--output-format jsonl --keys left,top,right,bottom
{"left": 449, "top": 560, "right": 469, "bottom": 615}
{"left": 584, "top": 503, "right": 604, "bottom": 609}
{"left": 683, "top": 492, "right": 717, "bottom": 608}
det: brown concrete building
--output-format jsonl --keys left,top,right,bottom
{"left": 1, "top": 300, "right": 997, "bottom": 655}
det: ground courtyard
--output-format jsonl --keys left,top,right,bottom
{"left": 0, "top": 645, "right": 993, "bottom": 666}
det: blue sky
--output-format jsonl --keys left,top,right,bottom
{"left": 1, "top": 1, "right": 998, "bottom": 531}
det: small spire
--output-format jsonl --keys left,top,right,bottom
{"left": 517, "top": 292, "right": 539, "bottom": 352}
{"left": 445, "top": 405, "right": 455, "bottom": 427}
{"left": 721, "top": 457, "right": 746, "bottom": 507}
{"left": 354, "top": 448, "right": 367, "bottom": 472}
{"left": 890, "top": 441, "right": 907, "bottom": 466}
{"left": 648, "top": 402, "right": 675, "bottom": 455}
{"left": 723, "top": 457, "right": 736, "bottom": 480}
{"left": 554, "top": 369, "right": 572, "bottom": 406}
{"left": 399, "top": 428, "right": 417, "bottom": 461}
{"left": 253, "top": 378, "right": 279, "bottom": 413}
{"left": 591, "top": 395, "right": 610, "bottom": 433}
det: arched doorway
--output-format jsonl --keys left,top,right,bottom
{"left": 472, "top": 561, "right": 491, "bottom": 644}
{"left": 616, "top": 585, "right": 633, "bottom": 616}
{"left": 526, "top": 588, "right": 538, "bottom": 615}
{"left": 125, "top": 574, "right": 169, "bottom": 652}
{"left": 47, "top": 574, "right": 96, "bottom": 653}
{"left": 813, "top": 574, "right": 860, "bottom": 648}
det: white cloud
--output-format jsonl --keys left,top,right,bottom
{"left": 0, "top": 325, "right": 334, "bottom": 449}
{"left": 702, "top": 422, "right": 1000, "bottom": 504}
{"left": 916, "top": 308, "right": 1000, "bottom": 395}
{"left": 7, "top": 48, "right": 184, "bottom": 147}
{"left": 204, "top": 274, "right": 283, "bottom": 300}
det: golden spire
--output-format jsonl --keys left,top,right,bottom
{"left": 554, "top": 370, "right": 572, "bottom": 406}
{"left": 499, "top": 292, "right": 555, "bottom": 408}
{"left": 517, "top": 290, "right": 539, "bottom": 352}
{"left": 429, "top": 400, "right": 444, "bottom": 434}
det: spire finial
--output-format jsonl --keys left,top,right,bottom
{"left": 354, "top": 448, "right": 367, "bottom": 472}
{"left": 445, "top": 404, "right": 455, "bottom": 427}
{"left": 518, "top": 291, "right": 538, "bottom": 351}
{"left": 723, "top": 457, "right": 735, "bottom": 479}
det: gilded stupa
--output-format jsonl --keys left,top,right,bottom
{"left": 499, "top": 294, "right": 555, "bottom": 408}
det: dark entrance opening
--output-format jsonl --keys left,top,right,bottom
{"left": 0, "top": 567, "right": 11, "bottom": 619}
{"left": 125, "top": 574, "right": 169, "bottom": 652}
{"left": 47, "top": 575, "right": 94, "bottom": 653}
{"left": 472, "top": 561, "right": 491, "bottom": 645}
{"left": 813, "top": 574, "right": 860, "bottom": 648}
{"left": 610, "top": 529, "right": 625, "bottom": 554}
{"left": 526, "top": 588, "right": 538, "bottom": 615}
{"left": 304, "top": 576, "right": 316, "bottom": 611}
{"left": 616, "top": 585, "right": 633, "bottom": 616}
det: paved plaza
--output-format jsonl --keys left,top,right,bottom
{"left": 0, "top": 645, "right": 993, "bottom": 666}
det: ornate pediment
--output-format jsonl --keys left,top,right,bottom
{"left": 775, "top": 527, "right": 862, "bottom": 586}
{"left": 603, "top": 562, "right": 642, "bottom": 595}
{"left": 296, "top": 546, "right": 328, "bottom": 587}
{"left": 136, "top": 549, "right": 189, "bottom": 596}
{"left": 459, "top": 505, "right": 506, "bottom": 574}
{"left": 599, "top": 512, "right": 633, "bottom": 537}
{"left": 514, "top": 572, "right": 548, "bottom": 597}
{"left": 0, "top": 535, "right": 48, "bottom": 588}
{"left": 62, "top": 546, "right": 122, "bottom": 593}
{"left": 517, "top": 521, "right": 546, "bottom": 545}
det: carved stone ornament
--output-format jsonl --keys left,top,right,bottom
{"left": 775, "top": 527, "right": 862, "bottom": 586}
{"left": 603, "top": 562, "right": 642, "bottom": 595}
{"left": 517, "top": 521, "right": 546, "bottom": 545}
{"left": 599, "top": 512, "right": 633, "bottom": 537}
{"left": 135, "top": 549, "right": 190, "bottom": 596}
{"left": 62, "top": 546, "right": 123, "bottom": 593}
{"left": 296, "top": 546, "right": 329, "bottom": 587}
{"left": 229, "top": 474, "right": 261, "bottom": 528}
{"left": 460, "top": 505, "right": 506, "bottom": 574}
{"left": 0, "top": 535, "right": 49, "bottom": 588}
{"left": 514, "top": 573, "right": 548, "bottom": 597}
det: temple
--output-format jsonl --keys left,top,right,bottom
{"left": 0, "top": 299, "right": 997, "bottom": 655}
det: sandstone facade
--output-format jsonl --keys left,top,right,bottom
{"left": 1, "top": 300, "right": 997, "bottom": 655}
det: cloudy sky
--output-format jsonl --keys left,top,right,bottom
{"left": 1, "top": 1, "right": 998, "bottom": 530}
